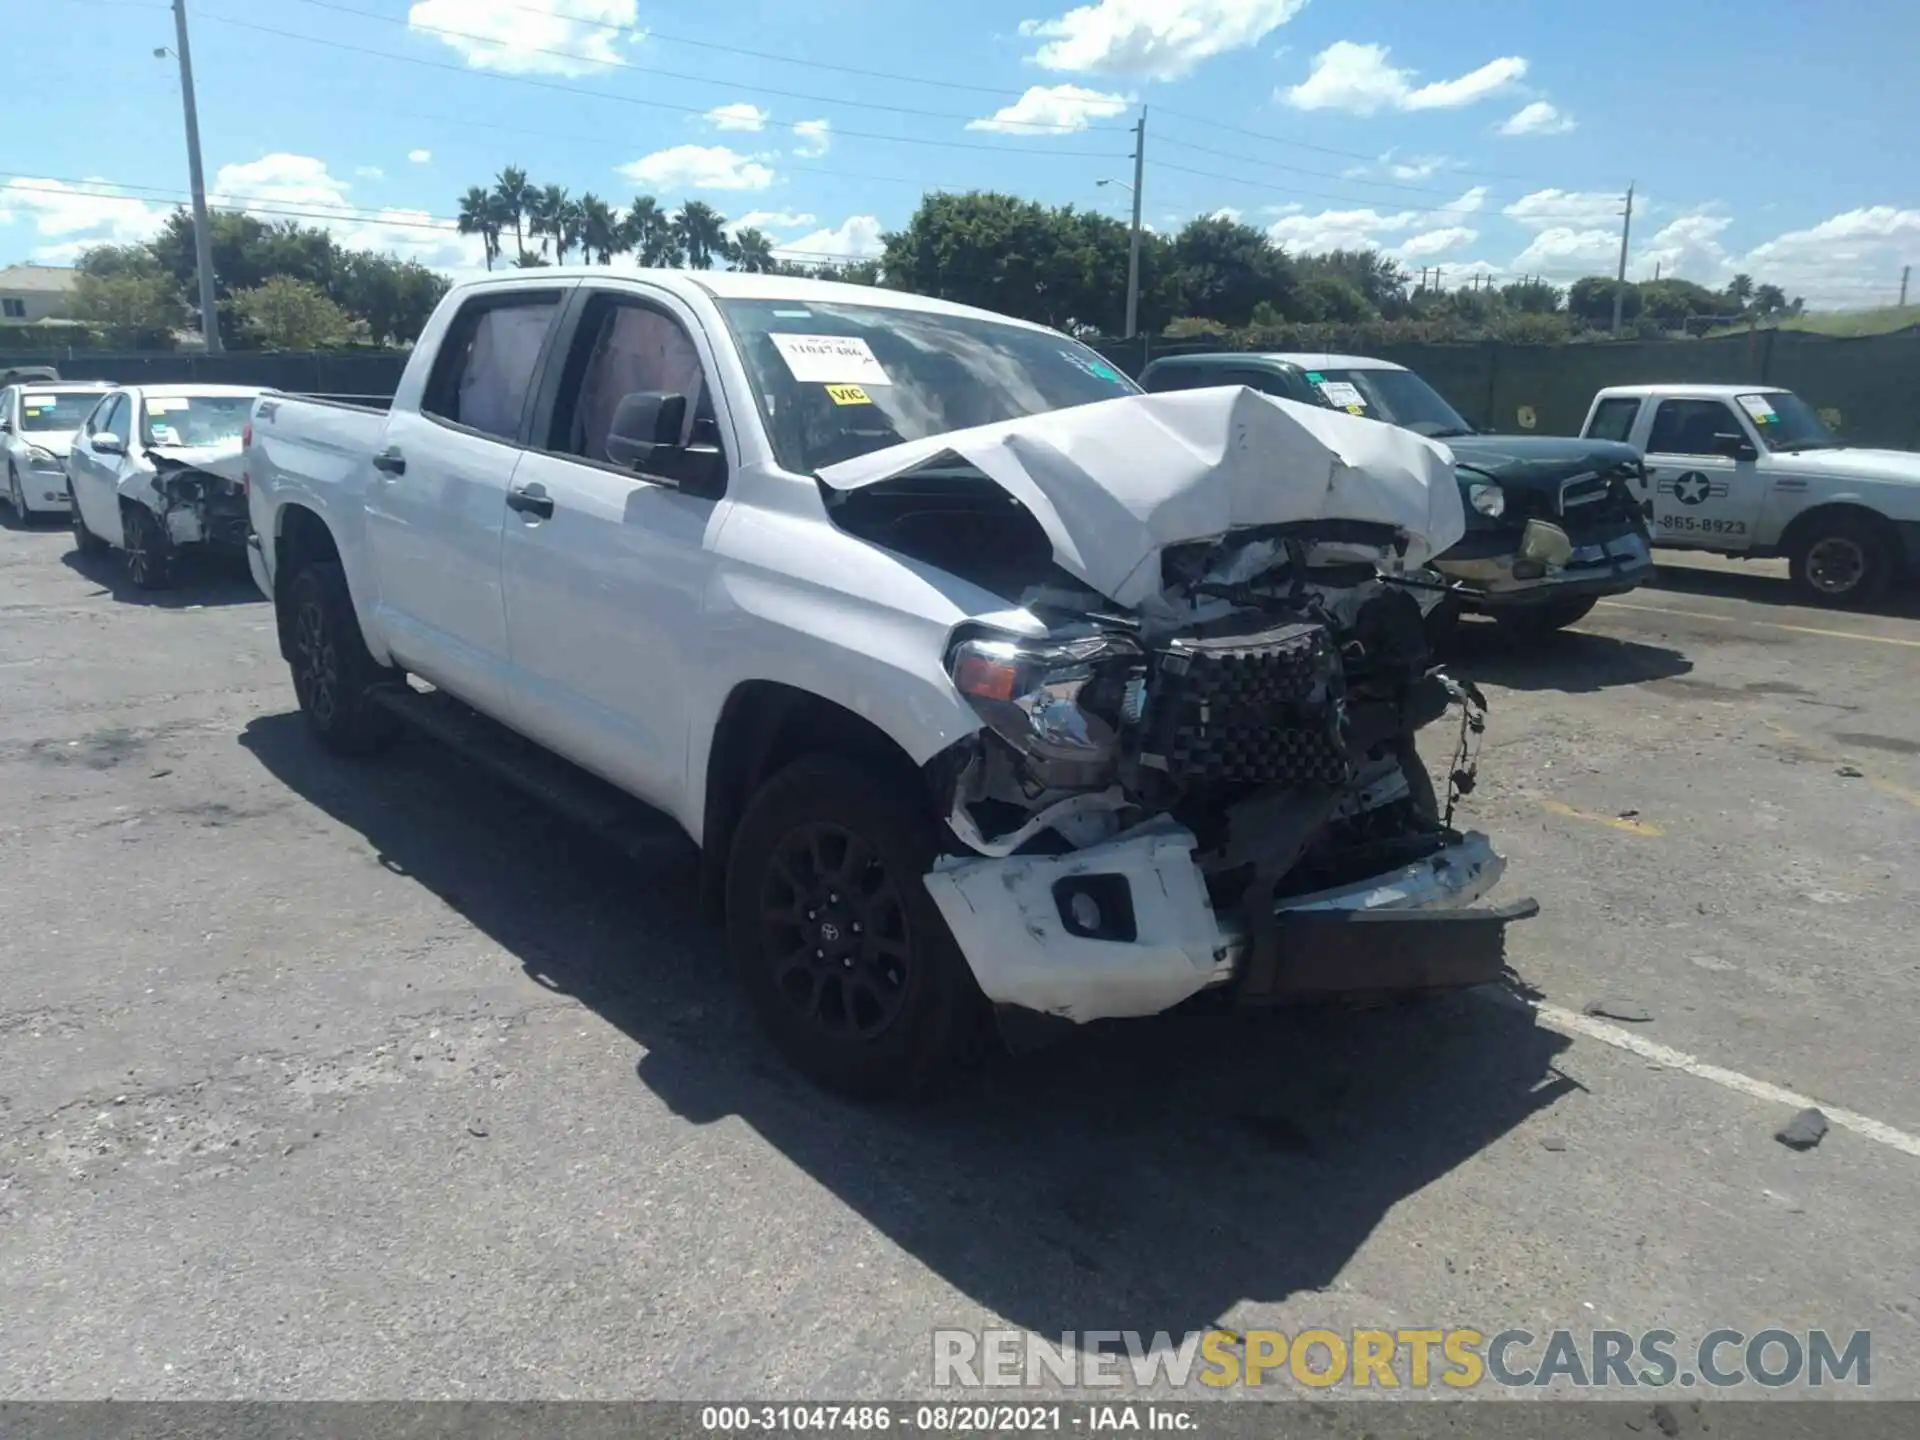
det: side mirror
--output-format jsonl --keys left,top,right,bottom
{"left": 606, "top": 391, "right": 688, "bottom": 468}
{"left": 1712, "top": 432, "right": 1757, "bottom": 461}
{"left": 0, "top": 419, "right": 12, "bottom": 434}
{"left": 92, "top": 433, "right": 126, "bottom": 456}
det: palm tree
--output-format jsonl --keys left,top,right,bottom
{"left": 526, "top": 183, "right": 570, "bottom": 260}
{"left": 675, "top": 200, "right": 727, "bottom": 270}
{"left": 578, "top": 192, "right": 621, "bottom": 265}
{"left": 1726, "top": 273, "right": 1755, "bottom": 312}
{"left": 727, "top": 227, "right": 776, "bottom": 273}
{"left": 457, "top": 185, "right": 502, "bottom": 270}
{"left": 623, "top": 196, "right": 680, "bottom": 267}
{"left": 557, "top": 198, "right": 587, "bottom": 265}
{"left": 491, "top": 166, "right": 534, "bottom": 263}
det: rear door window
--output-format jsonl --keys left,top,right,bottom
{"left": 423, "top": 293, "right": 562, "bottom": 442}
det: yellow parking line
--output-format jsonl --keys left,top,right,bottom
{"left": 1761, "top": 719, "right": 1920, "bottom": 812}
{"left": 1594, "top": 599, "right": 1920, "bottom": 650}
{"left": 1541, "top": 800, "right": 1665, "bottom": 836}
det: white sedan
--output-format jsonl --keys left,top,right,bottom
{"left": 1, "top": 380, "right": 111, "bottom": 518}
{"left": 67, "top": 384, "right": 261, "bottom": 588}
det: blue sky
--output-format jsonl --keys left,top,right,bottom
{"left": 4, "top": 0, "right": 1915, "bottom": 308}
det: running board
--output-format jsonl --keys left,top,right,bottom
{"left": 372, "top": 685, "right": 693, "bottom": 868}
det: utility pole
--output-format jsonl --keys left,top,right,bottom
{"left": 1610, "top": 182, "right": 1635, "bottom": 337}
{"left": 1902, "top": 265, "right": 1911, "bottom": 307}
{"left": 171, "top": 0, "right": 223, "bottom": 353}
{"left": 1123, "top": 108, "right": 1146, "bottom": 340}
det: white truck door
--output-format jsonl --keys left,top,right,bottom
{"left": 364, "top": 290, "right": 564, "bottom": 715}
{"left": 1641, "top": 397, "right": 1765, "bottom": 551}
{"left": 499, "top": 288, "right": 729, "bottom": 818}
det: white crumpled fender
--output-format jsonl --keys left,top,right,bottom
{"left": 816, "top": 386, "right": 1465, "bottom": 610}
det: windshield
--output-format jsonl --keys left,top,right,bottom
{"left": 19, "top": 392, "right": 101, "bottom": 434}
{"left": 142, "top": 395, "right": 252, "bottom": 448}
{"left": 1738, "top": 391, "right": 1837, "bottom": 452}
{"left": 716, "top": 298, "right": 1140, "bottom": 473}
{"left": 1306, "top": 367, "right": 1473, "bottom": 438}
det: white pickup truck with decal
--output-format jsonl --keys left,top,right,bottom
{"left": 1581, "top": 384, "right": 1920, "bottom": 606}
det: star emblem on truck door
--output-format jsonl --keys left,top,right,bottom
{"left": 1657, "top": 470, "right": 1726, "bottom": 507}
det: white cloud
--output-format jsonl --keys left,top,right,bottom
{"left": 1503, "top": 188, "right": 1625, "bottom": 231}
{"left": 1498, "top": 101, "right": 1575, "bottom": 137}
{"left": 1394, "top": 225, "right": 1477, "bottom": 258}
{"left": 407, "top": 0, "right": 638, "bottom": 77}
{"left": 617, "top": 144, "right": 776, "bottom": 192}
{"left": 1737, "top": 206, "right": 1920, "bottom": 309}
{"left": 968, "top": 83, "right": 1130, "bottom": 135}
{"left": 704, "top": 102, "right": 769, "bottom": 133}
{"left": 727, "top": 210, "right": 816, "bottom": 235}
{"left": 1284, "top": 41, "right": 1527, "bottom": 116}
{"left": 1019, "top": 0, "right": 1310, "bottom": 81}
{"left": 355, "top": 166, "right": 386, "bottom": 180}
{"left": 1210, "top": 207, "right": 1244, "bottom": 222}
{"left": 792, "top": 119, "right": 831, "bottom": 158}
{"left": 0, "top": 177, "right": 171, "bottom": 263}
{"left": 1634, "top": 212, "right": 1732, "bottom": 283}
{"left": 1263, "top": 187, "right": 1484, "bottom": 255}
{"left": 208, "top": 153, "right": 485, "bottom": 273}
{"left": 778, "top": 215, "right": 885, "bottom": 262}
{"left": 408, "top": 149, "right": 434, "bottom": 164}
{"left": 1508, "top": 227, "right": 1621, "bottom": 280}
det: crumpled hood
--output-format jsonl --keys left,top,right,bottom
{"left": 147, "top": 439, "right": 248, "bottom": 485}
{"left": 1770, "top": 448, "right": 1920, "bottom": 486}
{"left": 1446, "top": 435, "right": 1642, "bottom": 491}
{"left": 816, "top": 387, "right": 1464, "bottom": 610}
{"left": 21, "top": 431, "right": 78, "bottom": 459}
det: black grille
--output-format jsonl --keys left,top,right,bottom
{"left": 1137, "top": 621, "right": 1351, "bottom": 787}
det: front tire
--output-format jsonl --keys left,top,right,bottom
{"left": 122, "top": 504, "right": 175, "bottom": 590}
{"left": 725, "top": 755, "right": 981, "bottom": 1100}
{"left": 6, "top": 464, "right": 27, "bottom": 523}
{"left": 69, "top": 484, "right": 107, "bottom": 555}
{"left": 1492, "top": 594, "right": 1597, "bottom": 639}
{"left": 1789, "top": 515, "right": 1893, "bottom": 608}
{"left": 285, "top": 561, "right": 402, "bottom": 756}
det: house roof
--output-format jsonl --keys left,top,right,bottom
{"left": 0, "top": 264, "right": 79, "bottom": 294}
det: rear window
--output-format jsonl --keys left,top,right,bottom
{"left": 1586, "top": 396, "right": 1641, "bottom": 443}
{"left": 142, "top": 395, "right": 253, "bottom": 448}
{"left": 19, "top": 392, "right": 101, "bottom": 432}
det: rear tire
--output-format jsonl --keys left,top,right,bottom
{"left": 69, "top": 484, "right": 107, "bottom": 554}
{"left": 122, "top": 504, "right": 175, "bottom": 590}
{"left": 725, "top": 754, "right": 981, "bottom": 1100}
{"left": 1492, "top": 595, "right": 1596, "bottom": 639}
{"left": 1788, "top": 515, "right": 1893, "bottom": 608}
{"left": 285, "top": 560, "right": 402, "bottom": 757}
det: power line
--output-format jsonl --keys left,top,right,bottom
{"left": 1153, "top": 134, "right": 1459, "bottom": 196}
{"left": 188, "top": 9, "right": 1126, "bottom": 158}
{"left": 280, "top": 0, "right": 1124, "bottom": 134}
{"left": 1148, "top": 159, "right": 1620, "bottom": 223}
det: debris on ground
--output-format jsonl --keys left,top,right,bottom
{"left": 466, "top": 1122, "right": 490, "bottom": 1138}
{"left": 1584, "top": 998, "right": 1652, "bottom": 1022}
{"left": 1541, "top": 1136, "right": 1568, "bottom": 1152}
{"left": 1651, "top": 1403, "right": 1681, "bottom": 1437}
{"left": 1836, "top": 765, "right": 1864, "bottom": 778}
{"left": 1775, "top": 1108, "right": 1829, "bottom": 1151}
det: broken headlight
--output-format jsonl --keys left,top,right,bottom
{"left": 948, "top": 631, "right": 1141, "bottom": 765}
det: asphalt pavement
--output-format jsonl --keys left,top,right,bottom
{"left": 2, "top": 511, "right": 1916, "bottom": 1403}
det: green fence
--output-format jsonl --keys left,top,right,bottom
{"left": 1094, "top": 330, "right": 1920, "bottom": 451}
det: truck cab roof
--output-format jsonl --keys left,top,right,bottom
{"left": 1593, "top": 383, "right": 1790, "bottom": 400}
{"left": 1142, "top": 351, "right": 1408, "bottom": 376}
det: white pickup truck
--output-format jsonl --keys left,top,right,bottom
{"left": 1581, "top": 384, "right": 1920, "bottom": 605}
{"left": 243, "top": 268, "right": 1535, "bottom": 1096}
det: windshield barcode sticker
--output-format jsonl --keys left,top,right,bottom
{"left": 24, "top": 395, "right": 56, "bottom": 406}
{"left": 769, "top": 333, "right": 892, "bottom": 386}
{"left": 1317, "top": 381, "right": 1366, "bottom": 409}
{"left": 1737, "top": 393, "right": 1778, "bottom": 422}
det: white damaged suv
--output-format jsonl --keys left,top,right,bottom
{"left": 243, "top": 270, "right": 1537, "bottom": 1096}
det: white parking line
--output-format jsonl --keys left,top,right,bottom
{"left": 1595, "top": 599, "right": 1920, "bottom": 649}
{"left": 1487, "top": 991, "right": 1920, "bottom": 1160}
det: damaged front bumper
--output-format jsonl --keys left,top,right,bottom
{"left": 1435, "top": 516, "right": 1651, "bottom": 607}
{"left": 922, "top": 820, "right": 1535, "bottom": 1027}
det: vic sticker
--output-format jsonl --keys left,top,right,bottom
{"left": 1658, "top": 471, "right": 1726, "bottom": 507}
{"left": 825, "top": 384, "right": 872, "bottom": 406}
{"left": 769, "top": 334, "right": 892, "bottom": 386}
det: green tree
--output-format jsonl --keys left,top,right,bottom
{"left": 1752, "top": 282, "right": 1789, "bottom": 318}
{"left": 1725, "top": 272, "right": 1755, "bottom": 312}
{"left": 70, "top": 268, "right": 189, "bottom": 348}
{"left": 727, "top": 227, "right": 777, "bottom": 273}
{"left": 675, "top": 201, "right": 728, "bottom": 269}
{"left": 1638, "top": 277, "right": 1722, "bottom": 330}
{"left": 337, "top": 254, "right": 449, "bottom": 347}
{"left": 1297, "top": 248, "right": 1404, "bottom": 317}
{"left": 1292, "top": 274, "right": 1370, "bottom": 324}
{"left": 1171, "top": 214, "right": 1297, "bottom": 328}
{"left": 227, "top": 275, "right": 352, "bottom": 350}
{"left": 623, "top": 195, "right": 680, "bottom": 266}
{"left": 492, "top": 166, "right": 535, "bottom": 263}
{"left": 457, "top": 186, "right": 503, "bottom": 270}
{"left": 1499, "top": 278, "right": 1563, "bottom": 314}
{"left": 578, "top": 193, "right": 622, "bottom": 264}
{"left": 1567, "top": 276, "right": 1641, "bottom": 328}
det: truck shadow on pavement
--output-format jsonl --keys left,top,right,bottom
{"left": 61, "top": 547, "right": 266, "bottom": 609}
{"left": 241, "top": 710, "right": 1578, "bottom": 1341}
{"left": 1647, "top": 562, "right": 1920, "bottom": 620}
{"left": 1443, "top": 619, "right": 1693, "bottom": 695}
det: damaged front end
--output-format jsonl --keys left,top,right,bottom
{"left": 820, "top": 388, "right": 1536, "bottom": 1031}
{"left": 142, "top": 446, "right": 251, "bottom": 552}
